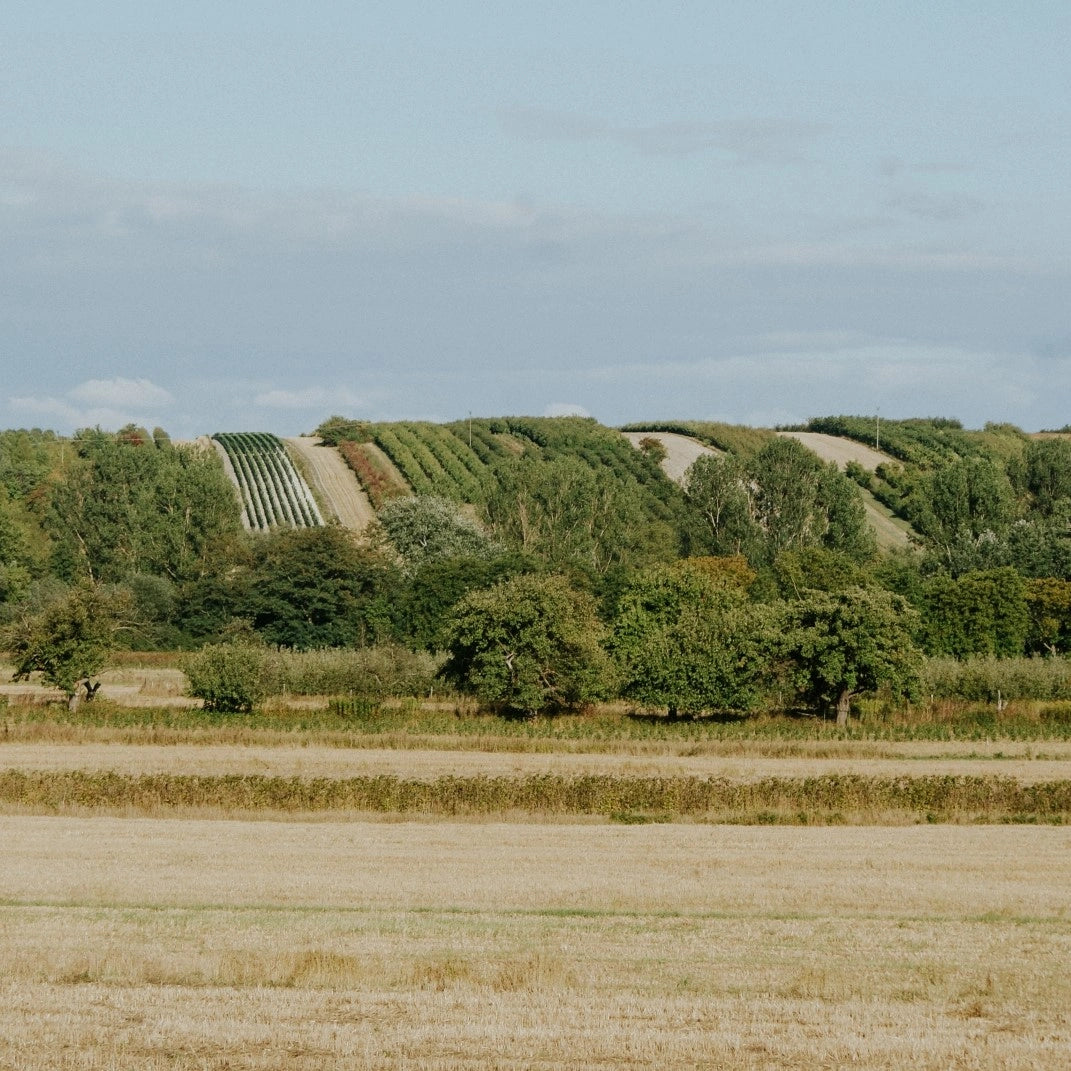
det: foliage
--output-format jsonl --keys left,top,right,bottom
{"left": 636, "top": 436, "right": 668, "bottom": 464}
{"left": 482, "top": 454, "right": 675, "bottom": 577}
{"left": 771, "top": 547, "right": 869, "bottom": 598}
{"left": 910, "top": 457, "right": 1015, "bottom": 568}
{"left": 920, "top": 655, "right": 1071, "bottom": 702}
{"left": 4, "top": 768, "right": 1069, "bottom": 823}
{"left": 394, "top": 551, "right": 532, "bottom": 650}
{"left": 377, "top": 496, "right": 496, "bottom": 574}
{"left": 48, "top": 429, "right": 241, "bottom": 584}
{"left": 609, "top": 560, "right": 771, "bottom": 715}
{"left": 621, "top": 420, "right": 775, "bottom": 457}
{"left": 919, "top": 568, "right": 1029, "bottom": 658}
{"left": 685, "top": 438, "right": 875, "bottom": 566}
{"left": 6, "top": 583, "right": 134, "bottom": 705}
{"left": 0, "top": 428, "right": 58, "bottom": 500}
{"left": 182, "top": 640, "right": 274, "bottom": 712}
{"left": 806, "top": 415, "right": 980, "bottom": 467}
{"left": 441, "top": 573, "right": 614, "bottom": 714}
{"left": 1012, "top": 437, "right": 1071, "bottom": 517}
{"left": 313, "top": 415, "right": 372, "bottom": 446}
{"left": 1025, "top": 577, "right": 1071, "bottom": 655}
{"left": 337, "top": 440, "right": 409, "bottom": 509}
{"left": 267, "top": 643, "right": 444, "bottom": 699}
{"left": 777, "top": 587, "right": 922, "bottom": 723}
{"left": 235, "top": 526, "right": 401, "bottom": 649}
{"left": 213, "top": 432, "right": 323, "bottom": 529}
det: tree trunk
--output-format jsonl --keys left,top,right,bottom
{"left": 835, "top": 688, "right": 853, "bottom": 727}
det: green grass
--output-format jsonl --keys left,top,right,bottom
{"left": 7, "top": 696, "right": 1071, "bottom": 745}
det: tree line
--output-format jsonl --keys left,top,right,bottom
{"left": 3, "top": 419, "right": 1071, "bottom": 716}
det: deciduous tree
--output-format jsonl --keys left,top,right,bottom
{"left": 441, "top": 573, "right": 614, "bottom": 714}
{"left": 7, "top": 583, "right": 134, "bottom": 709}
{"left": 778, "top": 587, "right": 921, "bottom": 725}
{"left": 609, "top": 560, "right": 771, "bottom": 716}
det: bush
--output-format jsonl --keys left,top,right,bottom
{"left": 269, "top": 644, "right": 445, "bottom": 699}
{"left": 920, "top": 656, "right": 1071, "bottom": 702}
{"left": 182, "top": 642, "right": 275, "bottom": 712}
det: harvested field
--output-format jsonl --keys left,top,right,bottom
{"left": 4, "top": 741, "right": 1071, "bottom": 784}
{"left": 776, "top": 430, "right": 896, "bottom": 471}
{"left": 1, "top": 818, "right": 1068, "bottom": 1069}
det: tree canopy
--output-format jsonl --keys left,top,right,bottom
{"left": 441, "top": 573, "right": 614, "bottom": 715}
{"left": 777, "top": 587, "right": 922, "bottom": 724}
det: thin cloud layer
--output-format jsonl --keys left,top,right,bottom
{"left": 1, "top": 142, "right": 1068, "bottom": 436}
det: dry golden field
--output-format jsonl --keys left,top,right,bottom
{"left": 3, "top": 741, "right": 1071, "bottom": 783}
{"left": 3, "top": 669, "right": 1071, "bottom": 1067}
{"left": 1, "top": 818, "right": 1069, "bottom": 1069}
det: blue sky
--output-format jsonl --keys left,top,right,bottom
{"left": 3, "top": 3, "right": 1069, "bottom": 436}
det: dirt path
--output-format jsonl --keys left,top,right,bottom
{"left": 622, "top": 431, "right": 720, "bottom": 484}
{"left": 283, "top": 437, "right": 375, "bottom": 531}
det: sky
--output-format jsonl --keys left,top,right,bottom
{"left": 3, "top": 2, "right": 1069, "bottom": 437}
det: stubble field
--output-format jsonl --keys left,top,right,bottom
{"left": 2, "top": 684, "right": 1070, "bottom": 1068}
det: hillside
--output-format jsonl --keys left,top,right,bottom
{"left": 283, "top": 436, "right": 375, "bottom": 530}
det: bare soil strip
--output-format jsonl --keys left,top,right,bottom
{"left": 622, "top": 430, "right": 719, "bottom": 483}
{"left": 776, "top": 430, "right": 897, "bottom": 471}
{"left": 1, "top": 819, "right": 1068, "bottom": 1069}
{"left": 4, "top": 741, "right": 1071, "bottom": 783}
{"left": 284, "top": 435, "right": 376, "bottom": 530}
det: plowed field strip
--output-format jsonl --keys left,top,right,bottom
{"left": 284, "top": 436, "right": 375, "bottom": 529}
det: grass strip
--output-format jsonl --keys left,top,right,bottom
{"left": 8, "top": 699, "right": 1071, "bottom": 744}
{"left": 1, "top": 771, "right": 1068, "bottom": 823}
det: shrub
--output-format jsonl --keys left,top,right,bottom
{"left": 182, "top": 641, "right": 275, "bottom": 712}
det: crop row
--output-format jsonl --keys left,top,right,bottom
{"left": 213, "top": 433, "right": 323, "bottom": 530}
{"left": 371, "top": 423, "right": 489, "bottom": 502}
{"left": 338, "top": 441, "right": 408, "bottom": 510}
{"left": 1, "top": 770, "right": 1068, "bottom": 823}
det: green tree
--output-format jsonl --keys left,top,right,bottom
{"left": 683, "top": 454, "right": 761, "bottom": 559}
{"left": 236, "top": 526, "right": 400, "bottom": 649}
{"left": 684, "top": 439, "right": 874, "bottom": 566}
{"left": 48, "top": 429, "right": 241, "bottom": 584}
{"left": 920, "top": 567, "right": 1029, "bottom": 658}
{"left": 912, "top": 457, "right": 1015, "bottom": 570}
{"left": 751, "top": 438, "right": 874, "bottom": 561}
{"left": 778, "top": 587, "right": 921, "bottom": 725}
{"left": 1025, "top": 577, "right": 1071, "bottom": 655}
{"left": 1015, "top": 438, "right": 1071, "bottom": 517}
{"left": 482, "top": 455, "right": 671, "bottom": 577}
{"left": 377, "top": 496, "right": 496, "bottom": 575}
{"left": 441, "top": 574, "right": 614, "bottom": 714}
{"left": 394, "top": 551, "right": 531, "bottom": 651}
{"left": 7, "top": 584, "right": 134, "bottom": 708}
{"left": 609, "top": 560, "right": 771, "bottom": 716}
{"left": 182, "top": 639, "right": 274, "bottom": 712}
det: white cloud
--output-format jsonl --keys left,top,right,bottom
{"left": 68, "top": 377, "right": 173, "bottom": 408}
{"left": 543, "top": 402, "right": 590, "bottom": 418}
{"left": 10, "top": 376, "right": 173, "bottom": 433}
{"left": 253, "top": 386, "right": 364, "bottom": 409}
